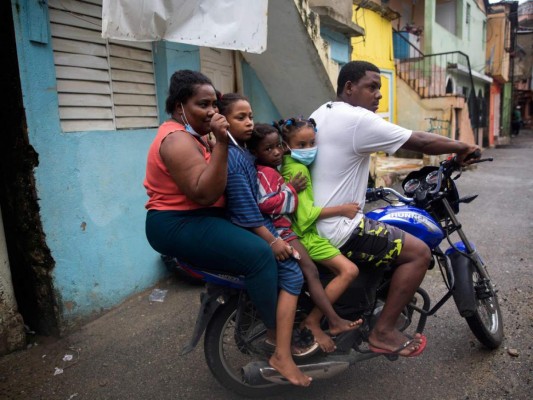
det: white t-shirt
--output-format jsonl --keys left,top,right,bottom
{"left": 310, "top": 101, "right": 412, "bottom": 247}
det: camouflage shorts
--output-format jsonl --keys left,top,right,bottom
{"left": 339, "top": 217, "right": 404, "bottom": 269}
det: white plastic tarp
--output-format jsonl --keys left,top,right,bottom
{"left": 101, "top": 0, "right": 268, "bottom": 54}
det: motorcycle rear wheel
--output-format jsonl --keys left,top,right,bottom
{"left": 204, "top": 298, "right": 289, "bottom": 398}
{"left": 464, "top": 269, "right": 503, "bottom": 349}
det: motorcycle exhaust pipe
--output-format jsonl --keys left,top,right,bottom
{"left": 242, "top": 359, "right": 351, "bottom": 385}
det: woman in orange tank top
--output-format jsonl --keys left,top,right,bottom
{"left": 144, "top": 70, "right": 282, "bottom": 376}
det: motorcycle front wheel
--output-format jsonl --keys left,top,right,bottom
{"left": 464, "top": 268, "right": 504, "bottom": 349}
{"left": 203, "top": 298, "right": 289, "bottom": 398}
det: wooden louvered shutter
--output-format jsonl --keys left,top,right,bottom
{"left": 49, "top": 0, "right": 158, "bottom": 132}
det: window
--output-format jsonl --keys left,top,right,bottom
{"left": 466, "top": 3, "right": 471, "bottom": 40}
{"left": 436, "top": 0, "right": 458, "bottom": 36}
{"left": 482, "top": 21, "right": 486, "bottom": 50}
{"left": 49, "top": 0, "right": 158, "bottom": 132}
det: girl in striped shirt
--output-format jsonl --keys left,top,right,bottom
{"left": 218, "top": 93, "right": 316, "bottom": 387}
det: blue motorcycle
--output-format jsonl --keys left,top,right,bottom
{"left": 177, "top": 153, "right": 502, "bottom": 397}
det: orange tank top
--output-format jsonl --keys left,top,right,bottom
{"left": 144, "top": 120, "right": 225, "bottom": 210}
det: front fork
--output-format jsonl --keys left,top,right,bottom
{"left": 407, "top": 198, "right": 494, "bottom": 322}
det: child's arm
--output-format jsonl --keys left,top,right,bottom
{"left": 225, "top": 162, "right": 292, "bottom": 261}
{"left": 282, "top": 163, "right": 359, "bottom": 225}
{"left": 318, "top": 203, "right": 360, "bottom": 220}
{"left": 251, "top": 226, "right": 293, "bottom": 261}
{"left": 257, "top": 167, "right": 299, "bottom": 216}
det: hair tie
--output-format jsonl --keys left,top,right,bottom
{"left": 285, "top": 119, "right": 293, "bottom": 126}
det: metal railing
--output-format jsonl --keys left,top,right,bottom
{"left": 393, "top": 31, "right": 484, "bottom": 130}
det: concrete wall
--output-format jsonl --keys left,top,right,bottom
{"left": 426, "top": 0, "right": 487, "bottom": 69}
{"left": 9, "top": 0, "right": 290, "bottom": 331}
{"left": 240, "top": 60, "right": 282, "bottom": 123}
{"left": 486, "top": 8, "right": 511, "bottom": 82}
{"left": 396, "top": 78, "right": 476, "bottom": 145}
{"left": 0, "top": 206, "right": 25, "bottom": 354}
{"left": 10, "top": 2, "right": 193, "bottom": 327}
{"left": 352, "top": 6, "right": 397, "bottom": 122}
{"left": 352, "top": 7, "right": 395, "bottom": 71}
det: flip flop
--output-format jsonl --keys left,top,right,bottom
{"left": 368, "top": 334, "right": 427, "bottom": 358}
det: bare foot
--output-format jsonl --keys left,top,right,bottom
{"left": 313, "top": 327, "right": 335, "bottom": 353}
{"left": 300, "top": 320, "right": 334, "bottom": 352}
{"left": 368, "top": 329, "right": 423, "bottom": 357}
{"left": 328, "top": 318, "right": 363, "bottom": 337}
{"left": 269, "top": 353, "right": 312, "bottom": 387}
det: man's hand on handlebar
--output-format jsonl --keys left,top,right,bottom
{"left": 455, "top": 145, "right": 481, "bottom": 166}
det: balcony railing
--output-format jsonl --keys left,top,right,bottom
{"left": 393, "top": 30, "right": 485, "bottom": 130}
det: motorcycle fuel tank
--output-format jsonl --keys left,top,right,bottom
{"left": 366, "top": 205, "right": 444, "bottom": 249}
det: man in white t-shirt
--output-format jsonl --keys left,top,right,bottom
{"left": 310, "top": 60, "right": 479, "bottom": 357}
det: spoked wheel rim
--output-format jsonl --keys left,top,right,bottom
{"left": 465, "top": 268, "right": 503, "bottom": 349}
{"left": 472, "top": 271, "right": 500, "bottom": 334}
{"left": 216, "top": 306, "right": 276, "bottom": 389}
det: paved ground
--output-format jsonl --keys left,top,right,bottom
{"left": 1, "top": 131, "right": 532, "bottom": 400}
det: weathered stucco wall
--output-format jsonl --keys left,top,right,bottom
{"left": 11, "top": 0, "right": 173, "bottom": 330}
{"left": 8, "top": 0, "right": 294, "bottom": 332}
{"left": 396, "top": 77, "right": 476, "bottom": 144}
{"left": 0, "top": 206, "right": 25, "bottom": 354}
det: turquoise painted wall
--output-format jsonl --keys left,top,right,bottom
{"left": 11, "top": 1, "right": 209, "bottom": 324}
{"left": 241, "top": 60, "right": 281, "bottom": 123}
{"left": 154, "top": 42, "right": 201, "bottom": 121}
{"left": 11, "top": 0, "right": 280, "bottom": 327}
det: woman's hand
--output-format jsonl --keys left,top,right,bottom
{"left": 271, "top": 237, "right": 293, "bottom": 261}
{"left": 289, "top": 172, "right": 307, "bottom": 193}
{"left": 339, "top": 203, "right": 361, "bottom": 219}
{"left": 210, "top": 113, "right": 230, "bottom": 145}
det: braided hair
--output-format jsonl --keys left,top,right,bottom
{"left": 276, "top": 118, "right": 317, "bottom": 144}
{"left": 248, "top": 123, "right": 280, "bottom": 151}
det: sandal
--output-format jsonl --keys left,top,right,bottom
{"left": 263, "top": 327, "right": 320, "bottom": 358}
{"left": 368, "top": 334, "right": 427, "bottom": 358}
{"left": 263, "top": 339, "right": 320, "bottom": 358}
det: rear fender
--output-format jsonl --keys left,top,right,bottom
{"left": 181, "top": 285, "right": 236, "bottom": 355}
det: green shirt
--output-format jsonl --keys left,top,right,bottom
{"left": 281, "top": 155, "right": 340, "bottom": 261}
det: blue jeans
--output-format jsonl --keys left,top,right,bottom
{"left": 146, "top": 208, "right": 278, "bottom": 329}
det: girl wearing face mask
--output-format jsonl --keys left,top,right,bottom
{"left": 217, "top": 94, "right": 320, "bottom": 388}
{"left": 280, "top": 118, "right": 363, "bottom": 351}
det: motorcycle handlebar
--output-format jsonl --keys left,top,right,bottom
{"left": 431, "top": 151, "right": 493, "bottom": 194}
{"left": 366, "top": 187, "right": 413, "bottom": 204}
{"left": 367, "top": 151, "right": 493, "bottom": 202}
{"left": 449, "top": 150, "right": 493, "bottom": 169}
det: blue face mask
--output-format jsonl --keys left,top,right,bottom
{"left": 181, "top": 103, "right": 201, "bottom": 137}
{"left": 289, "top": 147, "right": 318, "bottom": 166}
